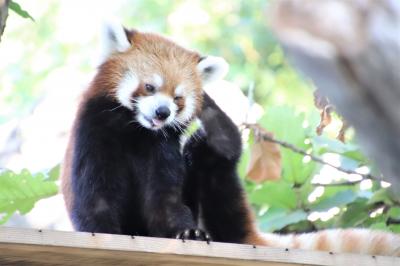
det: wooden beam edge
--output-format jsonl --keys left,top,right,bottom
{"left": 0, "top": 227, "right": 399, "bottom": 266}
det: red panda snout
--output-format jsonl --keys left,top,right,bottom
{"left": 155, "top": 106, "right": 171, "bottom": 120}
{"left": 134, "top": 89, "right": 195, "bottom": 131}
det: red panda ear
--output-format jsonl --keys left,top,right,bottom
{"left": 123, "top": 28, "right": 137, "bottom": 45}
{"left": 100, "top": 21, "right": 135, "bottom": 62}
{"left": 197, "top": 56, "right": 229, "bottom": 84}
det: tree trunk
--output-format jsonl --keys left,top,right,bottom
{"left": 0, "top": 0, "right": 9, "bottom": 42}
{"left": 270, "top": 0, "right": 400, "bottom": 198}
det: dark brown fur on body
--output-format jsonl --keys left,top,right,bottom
{"left": 183, "top": 93, "right": 264, "bottom": 244}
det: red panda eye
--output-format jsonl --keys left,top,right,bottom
{"left": 174, "top": 96, "right": 183, "bottom": 102}
{"left": 145, "top": 84, "right": 156, "bottom": 93}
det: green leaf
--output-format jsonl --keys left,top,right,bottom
{"left": 337, "top": 199, "right": 369, "bottom": 228}
{"left": 9, "top": 1, "right": 34, "bottom": 21}
{"left": 312, "top": 136, "right": 357, "bottom": 154}
{"left": 312, "top": 136, "right": 368, "bottom": 164}
{"left": 0, "top": 169, "right": 58, "bottom": 224}
{"left": 389, "top": 224, "right": 400, "bottom": 234}
{"left": 368, "top": 188, "right": 393, "bottom": 205}
{"left": 312, "top": 136, "right": 351, "bottom": 154}
{"left": 259, "top": 207, "right": 308, "bottom": 232}
{"left": 47, "top": 165, "right": 60, "bottom": 181}
{"left": 0, "top": 213, "right": 13, "bottom": 224}
{"left": 238, "top": 130, "right": 254, "bottom": 179}
{"left": 310, "top": 190, "right": 357, "bottom": 212}
{"left": 249, "top": 180, "right": 297, "bottom": 209}
{"left": 238, "top": 146, "right": 250, "bottom": 180}
{"left": 369, "top": 222, "right": 389, "bottom": 231}
{"left": 297, "top": 180, "right": 314, "bottom": 207}
{"left": 342, "top": 151, "right": 368, "bottom": 164}
{"left": 339, "top": 156, "right": 359, "bottom": 171}
{"left": 388, "top": 207, "right": 400, "bottom": 219}
{"left": 309, "top": 186, "right": 354, "bottom": 208}
{"left": 185, "top": 121, "right": 200, "bottom": 137}
{"left": 258, "top": 106, "right": 316, "bottom": 184}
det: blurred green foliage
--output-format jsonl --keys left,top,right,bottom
{"left": 1, "top": 0, "right": 399, "bottom": 234}
{"left": 9, "top": 1, "right": 34, "bottom": 21}
{"left": 241, "top": 106, "right": 400, "bottom": 233}
{"left": 0, "top": 167, "right": 58, "bottom": 224}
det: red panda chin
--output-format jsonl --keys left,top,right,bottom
{"left": 136, "top": 113, "right": 168, "bottom": 131}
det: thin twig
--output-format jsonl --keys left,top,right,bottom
{"left": 243, "top": 123, "right": 381, "bottom": 183}
{"left": 387, "top": 218, "right": 400, "bottom": 225}
{"left": 311, "top": 180, "right": 364, "bottom": 187}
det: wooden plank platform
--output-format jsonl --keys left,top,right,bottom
{"left": 0, "top": 227, "right": 399, "bottom": 265}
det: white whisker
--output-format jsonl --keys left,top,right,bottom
{"left": 125, "top": 119, "right": 137, "bottom": 127}
{"left": 102, "top": 104, "right": 124, "bottom": 113}
{"left": 172, "top": 120, "right": 188, "bottom": 136}
{"left": 160, "top": 127, "right": 168, "bottom": 140}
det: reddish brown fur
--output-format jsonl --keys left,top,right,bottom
{"left": 61, "top": 99, "right": 85, "bottom": 215}
{"left": 174, "top": 97, "right": 185, "bottom": 113}
{"left": 132, "top": 83, "right": 149, "bottom": 97}
{"left": 342, "top": 230, "right": 360, "bottom": 253}
{"left": 292, "top": 236, "right": 301, "bottom": 249}
{"left": 371, "top": 234, "right": 389, "bottom": 255}
{"left": 60, "top": 137, "right": 73, "bottom": 213}
{"left": 315, "top": 232, "right": 330, "bottom": 251}
{"left": 126, "top": 31, "right": 203, "bottom": 113}
{"left": 241, "top": 194, "right": 268, "bottom": 246}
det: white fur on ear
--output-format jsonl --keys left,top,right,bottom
{"left": 100, "top": 20, "right": 132, "bottom": 62}
{"left": 197, "top": 56, "right": 229, "bottom": 84}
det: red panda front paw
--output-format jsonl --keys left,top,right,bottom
{"left": 176, "top": 228, "right": 211, "bottom": 243}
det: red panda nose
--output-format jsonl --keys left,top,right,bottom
{"left": 155, "top": 106, "right": 171, "bottom": 120}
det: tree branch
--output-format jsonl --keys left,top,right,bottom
{"left": 311, "top": 180, "right": 364, "bottom": 187}
{"left": 0, "top": 0, "right": 9, "bottom": 42}
{"left": 244, "top": 123, "right": 381, "bottom": 183}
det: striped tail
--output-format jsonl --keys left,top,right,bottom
{"left": 259, "top": 229, "right": 400, "bottom": 257}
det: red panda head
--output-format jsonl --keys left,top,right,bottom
{"left": 92, "top": 22, "right": 229, "bottom": 131}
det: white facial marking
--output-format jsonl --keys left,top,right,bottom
{"left": 175, "top": 84, "right": 185, "bottom": 97}
{"left": 176, "top": 92, "right": 196, "bottom": 124}
{"left": 153, "top": 74, "right": 163, "bottom": 88}
{"left": 116, "top": 72, "right": 139, "bottom": 110}
{"left": 136, "top": 93, "right": 177, "bottom": 130}
{"left": 197, "top": 56, "right": 229, "bottom": 84}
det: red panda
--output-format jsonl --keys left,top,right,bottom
{"left": 61, "top": 22, "right": 228, "bottom": 240}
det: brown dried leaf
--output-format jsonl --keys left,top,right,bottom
{"left": 247, "top": 127, "right": 282, "bottom": 183}
{"left": 337, "top": 120, "right": 349, "bottom": 143}
{"left": 314, "top": 90, "right": 333, "bottom": 135}
{"left": 314, "top": 90, "right": 351, "bottom": 141}
{"left": 316, "top": 105, "right": 333, "bottom": 135}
